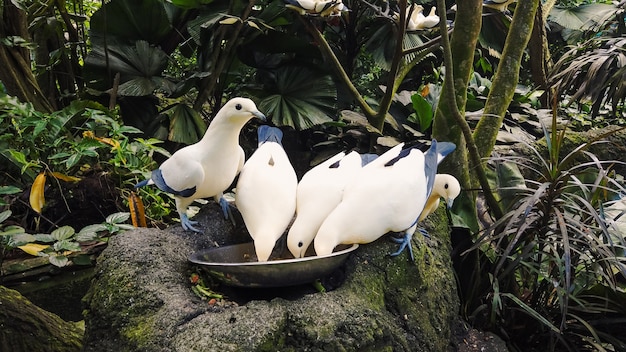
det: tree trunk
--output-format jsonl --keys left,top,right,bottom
{"left": 432, "top": 0, "right": 482, "bottom": 232}
{"left": 473, "top": 0, "right": 540, "bottom": 160}
{"left": 0, "top": 285, "right": 83, "bottom": 352}
{"left": 0, "top": 0, "right": 53, "bottom": 112}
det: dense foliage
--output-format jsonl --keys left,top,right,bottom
{"left": 0, "top": 0, "right": 625, "bottom": 350}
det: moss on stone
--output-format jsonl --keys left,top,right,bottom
{"left": 0, "top": 285, "right": 83, "bottom": 352}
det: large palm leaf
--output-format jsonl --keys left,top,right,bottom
{"left": 256, "top": 66, "right": 336, "bottom": 130}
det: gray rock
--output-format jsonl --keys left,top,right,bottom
{"left": 83, "top": 202, "right": 460, "bottom": 351}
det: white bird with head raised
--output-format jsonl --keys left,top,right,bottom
{"left": 235, "top": 125, "right": 298, "bottom": 262}
{"left": 135, "top": 97, "right": 266, "bottom": 232}
{"left": 287, "top": 150, "right": 366, "bottom": 258}
{"left": 314, "top": 140, "right": 455, "bottom": 261}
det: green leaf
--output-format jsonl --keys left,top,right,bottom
{"left": 76, "top": 231, "right": 99, "bottom": 242}
{"left": 53, "top": 240, "right": 81, "bottom": 252}
{"left": 257, "top": 66, "right": 336, "bottom": 130}
{"left": 549, "top": 4, "right": 618, "bottom": 32}
{"left": 72, "top": 254, "right": 94, "bottom": 266}
{"left": 0, "top": 186, "right": 21, "bottom": 196}
{"left": 410, "top": 93, "right": 433, "bottom": 132}
{"left": 79, "top": 224, "right": 108, "bottom": 234}
{"left": 166, "top": 104, "right": 207, "bottom": 144}
{"left": 9, "top": 233, "right": 36, "bottom": 247}
{"left": 49, "top": 255, "right": 69, "bottom": 267}
{"left": 1, "top": 226, "right": 27, "bottom": 237}
{"left": 106, "top": 212, "right": 131, "bottom": 224}
{"left": 51, "top": 226, "right": 75, "bottom": 241}
{"left": 34, "top": 234, "right": 55, "bottom": 243}
{"left": 0, "top": 210, "right": 11, "bottom": 223}
{"left": 501, "top": 293, "right": 560, "bottom": 333}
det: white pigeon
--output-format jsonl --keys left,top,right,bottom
{"left": 314, "top": 140, "right": 455, "bottom": 261}
{"left": 284, "top": 0, "right": 348, "bottom": 17}
{"left": 415, "top": 6, "right": 440, "bottom": 30}
{"left": 235, "top": 125, "right": 298, "bottom": 262}
{"left": 483, "top": 0, "right": 516, "bottom": 13}
{"left": 135, "top": 97, "right": 266, "bottom": 232}
{"left": 406, "top": 4, "right": 425, "bottom": 31}
{"left": 287, "top": 150, "right": 365, "bottom": 258}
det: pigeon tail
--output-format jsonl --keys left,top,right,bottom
{"left": 257, "top": 125, "right": 283, "bottom": 146}
{"left": 134, "top": 179, "right": 152, "bottom": 188}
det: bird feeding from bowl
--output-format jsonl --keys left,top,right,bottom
{"left": 236, "top": 125, "right": 298, "bottom": 262}
{"left": 314, "top": 140, "right": 456, "bottom": 261}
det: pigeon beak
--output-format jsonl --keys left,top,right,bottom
{"left": 446, "top": 197, "right": 455, "bottom": 209}
{"left": 252, "top": 110, "right": 267, "bottom": 122}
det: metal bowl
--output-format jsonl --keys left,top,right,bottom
{"left": 188, "top": 243, "right": 359, "bottom": 288}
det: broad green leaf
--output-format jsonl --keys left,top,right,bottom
{"left": 549, "top": 4, "right": 618, "bottom": 31}
{"left": 106, "top": 212, "right": 131, "bottom": 224}
{"left": 79, "top": 224, "right": 108, "bottom": 234}
{"left": 0, "top": 186, "right": 20, "bottom": 196}
{"left": 34, "top": 233, "right": 55, "bottom": 243}
{"left": 76, "top": 231, "right": 99, "bottom": 242}
{"left": 52, "top": 226, "right": 75, "bottom": 241}
{"left": 72, "top": 254, "right": 94, "bottom": 266}
{"left": 53, "top": 240, "right": 81, "bottom": 252}
{"left": 410, "top": 93, "right": 433, "bottom": 132}
{"left": 257, "top": 66, "right": 336, "bottom": 130}
{"left": 0, "top": 210, "right": 11, "bottom": 223}
{"left": 49, "top": 255, "right": 69, "bottom": 267}
{"left": 166, "top": 104, "right": 207, "bottom": 144}
{"left": 5, "top": 231, "right": 31, "bottom": 244}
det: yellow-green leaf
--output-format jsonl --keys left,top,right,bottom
{"left": 247, "top": 21, "right": 261, "bottom": 31}
{"left": 219, "top": 17, "right": 240, "bottom": 25}
{"left": 18, "top": 243, "right": 50, "bottom": 256}
{"left": 29, "top": 172, "right": 46, "bottom": 213}
{"left": 49, "top": 172, "right": 81, "bottom": 182}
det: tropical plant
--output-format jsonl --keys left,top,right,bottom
{"left": 0, "top": 92, "right": 172, "bottom": 231}
{"left": 6, "top": 212, "right": 133, "bottom": 268}
{"left": 463, "top": 111, "right": 626, "bottom": 350}
{"left": 549, "top": 36, "right": 626, "bottom": 119}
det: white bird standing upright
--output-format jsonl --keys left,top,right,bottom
{"left": 235, "top": 126, "right": 298, "bottom": 262}
{"left": 287, "top": 150, "right": 365, "bottom": 258}
{"left": 135, "top": 97, "right": 266, "bottom": 232}
{"left": 314, "top": 140, "right": 455, "bottom": 261}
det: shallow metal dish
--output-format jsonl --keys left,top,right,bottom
{"left": 188, "top": 243, "right": 359, "bottom": 288}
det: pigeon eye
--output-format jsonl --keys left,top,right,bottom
{"left": 235, "top": 103, "right": 242, "bottom": 110}
{"left": 444, "top": 183, "right": 449, "bottom": 189}
{"left": 298, "top": 241, "right": 303, "bottom": 248}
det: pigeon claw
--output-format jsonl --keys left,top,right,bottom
{"left": 389, "top": 232, "right": 415, "bottom": 262}
{"left": 181, "top": 213, "right": 202, "bottom": 233}
{"left": 219, "top": 196, "right": 236, "bottom": 226}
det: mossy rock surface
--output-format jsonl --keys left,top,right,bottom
{"left": 83, "top": 203, "right": 459, "bottom": 351}
{"left": 0, "top": 285, "right": 83, "bottom": 352}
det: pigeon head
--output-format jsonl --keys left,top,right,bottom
{"left": 220, "top": 97, "right": 266, "bottom": 125}
{"left": 435, "top": 174, "right": 461, "bottom": 208}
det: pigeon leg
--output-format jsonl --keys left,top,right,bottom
{"left": 218, "top": 196, "right": 236, "bottom": 226}
{"left": 181, "top": 213, "right": 202, "bottom": 233}
{"left": 390, "top": 231, "right": 415, "bottom": 262}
